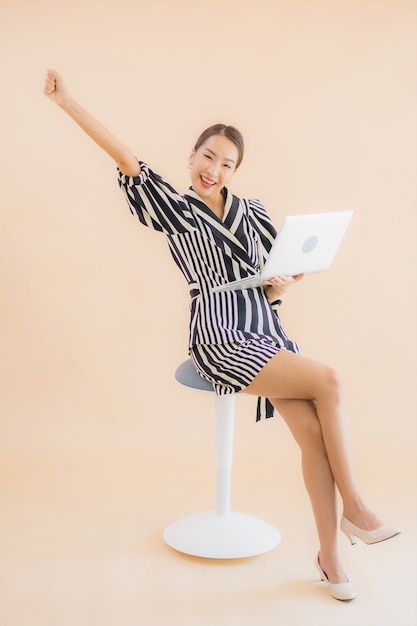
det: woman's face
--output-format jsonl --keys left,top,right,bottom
{"left": 189, "top": 134, "right": 239, "bottom": 203}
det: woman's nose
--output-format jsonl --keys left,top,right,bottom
{"left": 207, "top": 161, "right": 220, "bottom": 177}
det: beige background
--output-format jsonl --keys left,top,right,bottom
{"left": 0, "top": 1, "right": 416, "bottom": 625}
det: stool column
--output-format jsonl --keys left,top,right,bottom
{"left": 163, "top": 358, "right": 281, "bottom": 558}
{"left": 215, "top": 394, "right": 236, "bottom": 517}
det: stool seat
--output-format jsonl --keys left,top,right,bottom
{"left": 174, "top": 359, "right": 214, "bottom": 392}
{"left": 163, "top": 359, "right": 281, "bottom": 559}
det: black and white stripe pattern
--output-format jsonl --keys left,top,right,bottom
{"left": 118, "top": 162, "right": 299, "bottom": 419}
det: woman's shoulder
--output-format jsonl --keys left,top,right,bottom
{"left": 243, "top": 196, "right": 269, "bottom": 217}
{"left": 228, "top": 190, "right": 266, "bottom": 209}
{"left": 242, "top": 195, "right": 276, "bottom": 234}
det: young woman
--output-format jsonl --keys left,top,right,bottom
{"left": 44, "top": 69, "right": 400, "bottom": 601}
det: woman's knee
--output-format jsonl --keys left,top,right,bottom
{"left": 319, "top": 366, "right": 343, "bottom": 405}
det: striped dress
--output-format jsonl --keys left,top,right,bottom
{"left": 118, "top": 161, "right": 299, "bottom": 420}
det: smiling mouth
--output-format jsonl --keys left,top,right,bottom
{"left": 200, "top": 175, "right": 216, "bottom": 189}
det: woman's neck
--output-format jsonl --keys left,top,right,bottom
{"left": 205, "top": 188, "right": 226, "bottom": 220}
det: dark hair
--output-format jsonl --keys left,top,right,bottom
{"left": 194, "top": 124, "right": 244, "bottom": 169}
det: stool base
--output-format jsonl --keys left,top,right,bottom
{"left": 163, "top": 511, "right": 281, "bottom": 559}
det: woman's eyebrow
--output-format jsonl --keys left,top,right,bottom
{"left": 205, "top": 148, "right": 236, "bottom": 164}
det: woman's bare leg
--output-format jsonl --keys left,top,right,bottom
{"left": 243, "top": 350, "right": 382, "bottom": 531}
{"left": 271, "top": 397, "right": 347, "bottom": 583}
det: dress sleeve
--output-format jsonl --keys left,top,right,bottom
{"left": 118, "top": 161, "right": 195, "bottom": 235}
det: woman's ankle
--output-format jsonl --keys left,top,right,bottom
{"left": 342, "top": 500, "right": 382, "bottom": 530}
{"left": 318, "top": 551, "right": 349, "bottom": 584}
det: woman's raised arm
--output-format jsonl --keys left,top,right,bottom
{"left": 43, "top": 69, "right": 140, "bottom": 177}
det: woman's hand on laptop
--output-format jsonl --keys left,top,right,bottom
{"left": 263, "top": 273, "right": 304, "bottom": 303}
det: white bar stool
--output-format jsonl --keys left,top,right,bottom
{"left": 163, "top": 358, "right": 281, "bottom": 559}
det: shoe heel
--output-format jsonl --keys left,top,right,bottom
{"left": 343, "top": 531, "right": 356, "bottom": 545}
{"left": 340, "top": 516, "right": 357, "bottom": 544}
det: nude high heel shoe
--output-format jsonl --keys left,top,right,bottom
{"left": 314, "top": 555, "right": 357, "bottom": 601}
{"left": 340, "top": 515, "right": 401, "bottom": 545}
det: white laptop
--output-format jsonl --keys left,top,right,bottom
{"left": 212, "top": 210, "right": 353, "bottom": 294}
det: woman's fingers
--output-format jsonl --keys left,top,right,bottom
{"left": 44, "top": 76, "right": 56, "bottom": 95}
{"left": 44, "top": 69, "right": 58, "bottom": 95}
